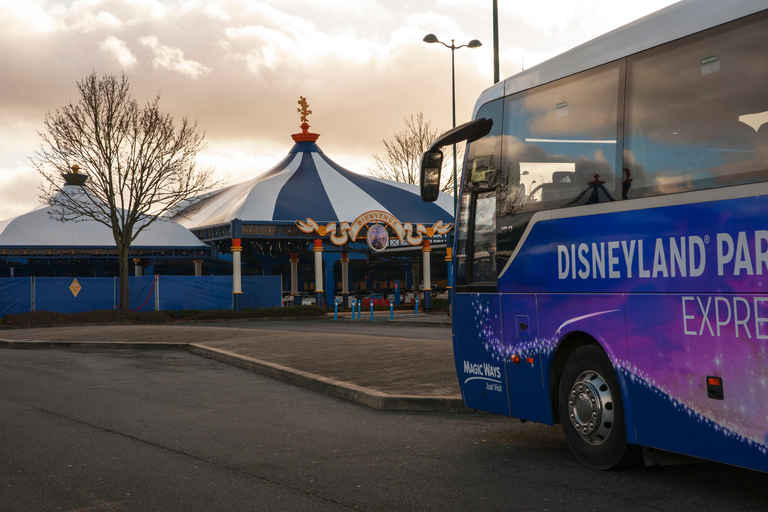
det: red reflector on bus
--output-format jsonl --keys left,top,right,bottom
{"left": 706, "top": 375, "right": 724, "bottom": 400}
{"left": 511, "top": 354, "right": 521, "bottom": 364}
{"left": 526, "top": 357, "right": 534, "bottom": 364}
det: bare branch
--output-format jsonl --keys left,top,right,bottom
{"left": 367, "top": 112, "right": 462, "bottom": 194}
{"left": 30, "top": 72, "right": 223, "bottom": 311}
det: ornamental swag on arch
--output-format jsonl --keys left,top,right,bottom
{"left": 296, "top": 210, "right": 452, "bottom": 246}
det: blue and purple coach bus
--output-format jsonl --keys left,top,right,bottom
{"left": 420, "top": 0, "right": 768, "bottom": 471}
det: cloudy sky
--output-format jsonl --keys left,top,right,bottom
{"left": 0, "top": 0, "right": 679, "bottom": 220}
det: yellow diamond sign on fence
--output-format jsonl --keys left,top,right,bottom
{"left": 70, "top": 278, "right": 82, "bottom": 298}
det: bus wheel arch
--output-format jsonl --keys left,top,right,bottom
{"left": 555, "top": 343, "right": 642, "bottom": 470}
{"left": 549, "top": 331, "right": 594, "bottom": 424}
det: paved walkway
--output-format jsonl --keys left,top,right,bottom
{"left": 0, "top": 317, "right": 467, "bottom": 412}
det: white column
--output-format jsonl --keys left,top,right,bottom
{"left": 290, "top": 252, "right": 299, "bottom": 296}
{"left": 341, "top": 252, "right": 349, "bottom": 295}
{"left": 313, "top": 239, "right": 324, "bottom": 307}
{"left": 422, "top": 240, "right": 431, "bottom": 291}
{"left": 341, "top": 251, "right": 349, "bottom": 308}
{"left": 232, "top": 238, "right": 243, "bottom": 310}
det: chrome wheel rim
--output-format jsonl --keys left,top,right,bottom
{"left": 567, "top": 370, "right": 614, "bottom": 445}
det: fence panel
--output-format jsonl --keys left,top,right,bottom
{"left": 127, "top": 276, "right": 157, "bottom": 312}
{"left": 34, "top": 277, "right": 115, "bottom": 313}
{"left": 0, "top": 278, "right": 32, "bottom": 317}
{"left": 0, "top": 275, "right": 283, "bottom": 315}
{"left": 158, "top": 276, "right": 231, "bottom": 311}
{"left": 241, "top": 276, "right": 282, "bottom": 309}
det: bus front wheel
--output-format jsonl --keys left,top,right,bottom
{"left": 558, "top": 345, "right": 640, "bottom": 470}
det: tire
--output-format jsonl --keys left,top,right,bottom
{"left": 558, "top": 345, "right": 641, "bottom": 470}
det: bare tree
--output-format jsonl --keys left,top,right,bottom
{"left": 368, "top": 112, "right": 462, "bottom": 194}
{"left": 31, "top": 72, "right": 220, "bottom": 311}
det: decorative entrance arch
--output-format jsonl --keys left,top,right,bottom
{"left": 296, "top": 211, "right": 452, "bottom": 246}
{"left": 297, "top": 211, "right": 453, "bottom": 310}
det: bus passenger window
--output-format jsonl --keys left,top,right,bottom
{"left": 496, "top": 61, "right": 623, "bottom": 267}
{"left": 625, "top": 11, "right": 768, "bottom": 197}
{"left": 502, "top": 62, "right": 623, "bottom": 214}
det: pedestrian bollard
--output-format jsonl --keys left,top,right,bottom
{"left": 370, "top": 301, "right": 374, "bottom": 321}
{"left": 351, "top": 299, "right": 355, "bottom": 320}
{"left": 334, "top": 300, "right": 338, "bottom": 320}
{"left": 415, "top": 297, "right": 419, "bottom": 316}
{"left": 390, "top": 300, "right": 394, "bottom": 320}
{"left": 358, "top": 299, "right": 362, "bottom": 318}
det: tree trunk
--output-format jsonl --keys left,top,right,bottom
{"left": 118, "top": 244, "right": 130, "bottom": 312}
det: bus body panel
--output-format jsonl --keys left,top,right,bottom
{"left": 498, "top": 190, "right": 768, "bottom": 296}
{"left": 484, "top": 193, "right": 768, "bottom": 471}
{"left": 534, "top": 293, "right": 638, "bottom": 443}
{"left": 499, "top": 294, "right": 552, "bottom": 424}
{"left": 453, "top": 292, "right": 510, "bottom": 416}
{"left": 625, "top": 292, "right": 768, "bottom": 470}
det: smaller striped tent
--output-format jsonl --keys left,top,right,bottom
{"left": 0, "top": 176, "right": 206, "bottom": 250}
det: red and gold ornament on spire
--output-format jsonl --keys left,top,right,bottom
{"left": 292, "top": 96, "right": 320, "bottom": 142}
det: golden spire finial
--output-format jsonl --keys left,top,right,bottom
{"left": 297, "top": 96, "right": 312, "bottom": 123}
{"left": 292, "top": 97, "right": 320, "bottom": 142}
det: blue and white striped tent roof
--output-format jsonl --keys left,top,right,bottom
{"left": 174, "top": 136, "right": 454, "bottom": 229}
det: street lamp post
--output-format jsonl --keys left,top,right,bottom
{"left": 422, "top": 34, "right": 482, "bottom": 216}
{"left": 423, "top": 34, "right": 481, "bottom": 320}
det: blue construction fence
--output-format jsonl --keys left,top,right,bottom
{"left": 0, "top": 276, "right": 281, "bottom": 317}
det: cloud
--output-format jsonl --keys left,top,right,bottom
{"left": 139, "top": 35, "right": 213, "bottom": 78}
{"left": 200, "top": 4, "right": 231, "bottom": 22}
{"left": 100, "top": 36, "right": 136, "bottom": 67}
{"left": 69, "top": 9, "right": 122, "bottom": 32}
{"left": 0, "top": 166, "right": 44, "bottom": 220}
{"left": 0, "top": 0, "right": 58, "bottom": 34}
{"left": 0, "top": 0, "right": 681, "bottom": 220}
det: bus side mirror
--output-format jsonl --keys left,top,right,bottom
{"left": 420, "top": 150, "right": 443, "bottom": 202}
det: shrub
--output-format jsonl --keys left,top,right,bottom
{"left": 431, "top": 298, "right": 449, "bottom": 311}
{"left": 0, "top": 305, "right": 327, "bottom": 326}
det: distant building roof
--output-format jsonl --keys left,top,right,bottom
{"left": 0, "top": 179, "right": 206, "bottom": 249}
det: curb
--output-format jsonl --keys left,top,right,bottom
{"left": 0, "top": 340, "right": 185, "bottom": 350}
{"left": 188, "top": 344, "right": 468, "bottom": 412}
{"left": 0, "top": 315, "right": 330, "bottom": 331}
{"left": 386, "top": 319, "right": 452, "bottom": 327}
{"left": 0, "top": 340, "right": 469, "bottom": 413}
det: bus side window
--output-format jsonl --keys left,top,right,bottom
{"left": 497, "top": 61, "right": 623, "bottom": 264}
{"left": 624, "top": 11, "right": 768, "bottom": 197}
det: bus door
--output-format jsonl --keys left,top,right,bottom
{"left": 451, "top": 99, "right": 511, "bottom": 415}
{"left": 453, "top": 188, "right": 510, "bottom": 415}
